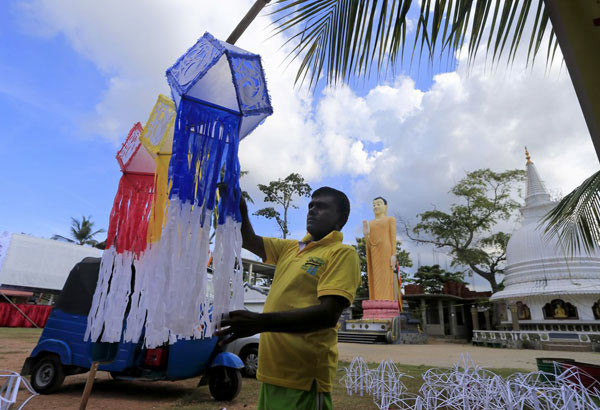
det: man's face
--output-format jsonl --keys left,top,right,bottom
{"left": 306, "top": 195, "right": 341, "bottom": 240}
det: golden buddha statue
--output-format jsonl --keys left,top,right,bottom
{"left": 363, "top": 197, "right": 397, "bottom": 301}
{"left": 554, "top": 302, "right": 567, "bottom": 318}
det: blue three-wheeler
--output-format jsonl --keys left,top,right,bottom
{"left": 21, "top": 257, "right": 243, "bottom": 401}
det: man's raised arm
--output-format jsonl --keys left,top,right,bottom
{"left": 240, "top": 197, "right": 266, "bottom": 260}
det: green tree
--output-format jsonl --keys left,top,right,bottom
{"left": 407, "top": 168, "right": 525, "bottom": 293}
{"left": 52, "top": 216, "right": 105, "bottom": 246}
{"left": 353, "top": 237, "right": 412, "bottom": 297}
{"left": 254, "top": 173, "right": 312, "bottom": 238}
{"left": 240, "top": 170, "right": 254, "bottom": 204}
{"left": 412, "top": 264, "right": 464, "bottom": 294}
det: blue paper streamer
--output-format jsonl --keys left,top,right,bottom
{"left": 168, "top": 96, "right": 243, "bottom": 225}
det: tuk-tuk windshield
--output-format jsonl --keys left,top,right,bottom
{"left": 54, "top": 257, "right": 101, "bottom": 316}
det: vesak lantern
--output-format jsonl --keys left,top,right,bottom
{"left": 86, "top": 123, "right": 155, "bottom": 343}
{"left": 166, "top": 32, "right": 272, "bottom": 139}
{"left": 121, "top": 96, "right": 177, "bottom": 343}
{"left": 92, "top": 33, "right": 273, "bottom": 348}
{"left": 139, "top": 95, "right": 176, "bottom": 244}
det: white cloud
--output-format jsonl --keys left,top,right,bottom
{"left": 18, "top": 0, "right": 260, "bottom": 142}
{"left": 18, "top": 0, "right": 335, "bottom": 189}
{"left": 354, "top": 52, "right": 597, "bottom": 224}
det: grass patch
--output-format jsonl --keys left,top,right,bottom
{"left": 170, "top": 362, "right": 530, "bottom": 410}
{"left": 0, "top": 328, "right": 42, "bottom": 341}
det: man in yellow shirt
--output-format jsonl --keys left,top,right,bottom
{"left": 217, "top": 187, "right": 361, "bottom": 410}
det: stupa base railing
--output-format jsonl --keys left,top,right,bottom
{"left": 472, "top": 329, "right": 600, "bottom": 352}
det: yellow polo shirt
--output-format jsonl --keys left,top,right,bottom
{"left": 257, "top": 231, "right": 361, "bottom": 392}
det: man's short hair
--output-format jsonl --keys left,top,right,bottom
{"left": 312, "top": 187, "right": 350, "bottom": 229}
{"left": 373, "top": 196, "right": 388, "bottom": 205}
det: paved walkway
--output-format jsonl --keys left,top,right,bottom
{"left": 338, "top": 342, "right": 600, "bottom": 370}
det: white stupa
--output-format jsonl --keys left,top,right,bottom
{"left": 491, "top": 149, "right": 600, "bottom": 329}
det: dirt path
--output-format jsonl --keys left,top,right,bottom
{"left": 338, "top": 341, "right": 600, "bottom": 370}
{"left": 0, "top": 331, "right": 240, "bottom": 410}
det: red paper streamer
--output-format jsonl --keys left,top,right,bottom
{"left": 106, "top": 173, "right": 155, "bottom": 256}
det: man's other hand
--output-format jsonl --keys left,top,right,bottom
{"left": 215, "top": 310, "right": 265, "bottom": 346}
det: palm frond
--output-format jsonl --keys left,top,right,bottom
{"left": 543, "top": 170, "right": 600, "bottom": 256}
{"left": 270, "top": 0, "right": 557, "bottom": 88}
{"left": 51, "top": 234, "right": 75, "bottom": 243}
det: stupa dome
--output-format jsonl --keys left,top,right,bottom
{"left": 491, "top": 152, "right": 600, "bottom": 302}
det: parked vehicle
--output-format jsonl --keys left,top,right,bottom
{"left": 21, "top": 257, "right": 244, "bottom": 401}
{"left": 225, "top": 335, "right": 259, "bottom": 378}
{"left": 222, "top": 281, "right": 270, "bottom": 378}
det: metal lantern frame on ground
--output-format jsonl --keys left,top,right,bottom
{"left": 340, "top": 353, "right": 600, "bottom": 410}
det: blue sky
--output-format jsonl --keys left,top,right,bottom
{"left": 1, "top": 1, "right": 598, "bottom": 290}
{"left": 0, "top": 5, "right": 118, "bottom": 237}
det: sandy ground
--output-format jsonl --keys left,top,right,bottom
{"left": 1, "top": 334, "right": 224, "bottom": 410}
{"left": 338, "top": 342, "right": 600, "bottom": 371}
{"left": 3, "top": 330, "right": 599, "bottom": 409}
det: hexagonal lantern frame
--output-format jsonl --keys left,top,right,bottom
{"left": 166, "top": 32, "right": 272, "bottom": 140}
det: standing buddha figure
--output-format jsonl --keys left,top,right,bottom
{"left": 363, "top": 197, "right": 397, "bottom": 301}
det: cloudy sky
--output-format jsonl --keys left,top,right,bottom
{"left": 1, "top": 0, "right": 597, "bottom": 289}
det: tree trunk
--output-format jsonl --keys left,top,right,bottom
{"left": 469, "top": 264, "right": 499, "bottom": 293}
{"left": 282, "top": 206, "right": 288, "bottom": 239}
{"left": 544, "top": 0, "right": 600, "bottom": 161}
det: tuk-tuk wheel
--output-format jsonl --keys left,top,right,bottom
{"left": 208, "top": 366, "right": 242, "bottom": 401}
{"left": 30, "top": 355, "right": 65, "bottom": 394}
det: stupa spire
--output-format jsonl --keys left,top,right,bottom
{"left": 523, "top": 147, "right": 551, "bottom": 211}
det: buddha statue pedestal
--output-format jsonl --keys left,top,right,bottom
{"left": 362, "top": 300, "right": 400, "bottom": 319}
{"left": 341, "top": 302, "right": 427, "bottom": 345}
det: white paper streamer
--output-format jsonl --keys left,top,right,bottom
{"left": 210, "top": 216, "right": 244, "bottom": 335}
{"left": 138, "top": 200, "right": 213, "bottom": 347}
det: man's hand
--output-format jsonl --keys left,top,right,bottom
{"left": 215, "top": 296, "right": 348, "bottom": 346}
{"left": 215, "top": 310, "right": 266, "bottom": 346}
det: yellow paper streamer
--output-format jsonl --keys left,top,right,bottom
{"left": 140, "top": 95, "right": 176, "bottom": 243}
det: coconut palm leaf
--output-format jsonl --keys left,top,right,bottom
{"left": 270, "top": 0, "right": 556, "bottom": 88}
{"left": 50, "top": 234, "right": 75, "bottom": 243}
{"left": 52, "top": 216, "right": 105, "bottom": 246}
{"left": 543, "top": 170, "right": 600, "bottom": 255}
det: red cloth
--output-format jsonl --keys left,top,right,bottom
{"left": 0, "top": 303, "right": 52, "bottom": 327}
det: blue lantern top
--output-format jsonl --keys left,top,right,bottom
{"left": 166, "top": 32, "right": 273, "bottom": 140}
